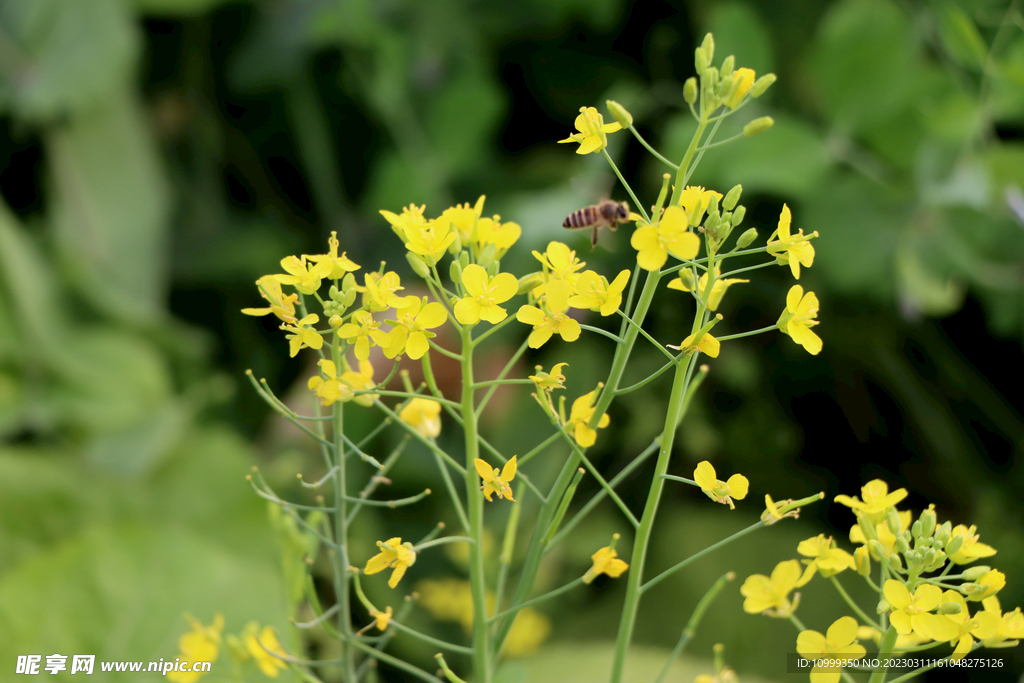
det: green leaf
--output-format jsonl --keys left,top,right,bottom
{"left": 47, "top": 87, "right": 171, "bottom": 323}
{"left": 706, "top": 2, "right": 775, "bottom": 76}
{"left": 127, "top": 0, "right": 227, "bottom": 15}
{"left": 0, "top": 0, "right": 138, "bottom": 121}
{"left": 938, "top": 3, "right": 988, "bottom": 69}
{"left": 426, "top": 69, "right": 504, "bottom": 177}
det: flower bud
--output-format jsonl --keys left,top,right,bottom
{"left": 876, "top": 599, "right": 891, "bottom": 614}
{"left": 858, "top": 515, "right": 877, "bottom": 543}
{"left": 889, "top": 553, "right": 904, "bottom": 571}
{"left": 735, "top": 227, "right": 757, "bottom": 249}
{"left": 695, "top": 47, "right": 709, "bottom": 74}
{"left": 683, "top": 77, "right": 698, "bottom": 104}
{"left": 723, "top": 184, "right": 742, "bottom": 211}
{"left": 938, "top": 601, "right": 962, "bottom": 615}
{"left": 449, "top": 228, "right": 463, "bottom": 254}
{"left": 704, "top": 67, "right": 718, "bottom": 90}
{"left": 343, "top": 289, "right": 357, "bottom": 307}
{"left": 743, "top": 116, "right": 774, "bottom": 137}
{"left": 478, "top": 243, "right": 497, "bottom": 270}
{"left": 406, "top": 252, "right": 431, "bottom": 279}
{"left": 329, "top": 314, "right": 342, "bottom": 329}
{"left": 678, "top": 268, "right": 696, "bottom": 291}
{"left": 855, "top": 547, "right": 871, "bottom": 576}
{"left": 720, "top": 55, "right": 735, "bottom": 79}
{"left": 962, "top": 565, "right": 992, "bottom": 581}
{"left": 341, "top": 273, "right": 356, "bottom": 292}
{"left": 896, "top": 536, "right": 911, "bottom": 555}
{"left": 730, "top": 205, "right": 746, "bottom": 227}
{"left": 517, "top": 273, "right": 542, "bottom": 296}
{"left": 750, "top": 73, "right": 777, "bottom": 98}
{"left": 922, "top": 548, "right": 937, "bottom": 567}
{"left": 700, "top": 33, "right": 715, "bottom": 63}
{"left": 487, "top": 261, "right": 499, "bottom": 277}
{"left": 606, "top": 100, "right": 633, "bottom": 127}
{"left": 886, "top": 510, "right": 902, "bottom": 536}
{"left": 920, "top": 507, "right": 937, "bottom": 538}
{"left": 449, "top": 260, "right": 463, "bottom": 285}
{"left": 329, "top": 285, "right": 342, "bottom": 302}
{"left": 868, "top": 539, "right": 885, "bottom": 561}
{"left": 945, "top": 534, "right": 964, "bottom": 558}
{"left": 911, "top": 520, "right": 923, "bottom": 540}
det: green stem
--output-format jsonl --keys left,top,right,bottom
{"left": 330, "top": 336, "right": 357, "bottom": 682}
{"left": 642, "top": 522, "right": 764, "bottom": 594}
{"left": 516, "top": 432, "right": 560, "bottom": 466}
{"left": 610, "top": 356, "right": 696, "bottom": 683}
{"left": 602, "top": 150, "right": 650, "bottom": 223}
{"left": 830, "top": 576, "right": 881, "bottom": 631}
{"left": 627, "top": 125, "right": 677, "bottom": 168}
{"left": 652, "top": 572, "right": 735, "bottom": 683}
{"left": 488, "top": 578, "right": 585, "bottom": 623}
{"left": 460, "top": 326, "right": 491, "bottom": 681}
{"left": 868, "top": 626, "right": 900, "bottom": 683}
{"left": 669, "top": 107, "right": 710, "bottom": 207}
{"left": 614, "top": 310, "right": 678, "bottom": 361}
{"left": 715, "top": 325, "right": 778, "bottom": 342}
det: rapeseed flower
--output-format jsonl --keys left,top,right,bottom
{"left": 242, "top": 275, "right": 299, "bottom": 324}
{"left": 795, "top": 616, "right": 866, "bottom": 683}
{"left": 385, "top": 296, "right": 448, "bottom": 360}
{"left": 935, "top": 591, "right": 1000, "bottom": 660}
{"left": 529, "top": 362, "right": 568, "bottom": 392}
{"left": 980, "top": 597, "right": 1024, "bottom": 647}
{"left": 849, "top": 510, "right": 911, "bottom": 559}
{"left": 557, "top": 106, "right": 621, "bottom": 155}
{"left": 724, "top": 68, "right": 755, "bottom": 109}
{"left": 777, "top": 285, "right": 822, "bottom": 355}
{"left": 583, "top": 541, "right": 629, "bottom": 583}
{"left": 274, "top": 255, "right": 332, "bottom": 295}
{"left": 796, "top": 534, "right": 855, "bottom": 579}
{"left": 340, "top": 359, "right": 377, "bottom": 407}
{"left": 243, "top": 623, "right": 288, "bottom": 678}
{"left": 668, "top": 331, "right": 720, "bottom": 358}
{"left": 306, "top": 232, "right": 360, "bottom": 279}
{"left": 834, "top": 479, "right": 907, "bottom": 524}
{"left": 453, "top": 264, "right": 518, "bottom": 325}
{"left": 307, "top": 359, "right": 354, "bottom": 406}
{"left": 964, "top": 569, "right": 1005, "bottom": 602}
{"left": 531, "top": 241, "right": 586, "bottom": 296}
{"left": 516, "top": 280, "right": 581, "bottom": 348}
{"left": 166, "top": 614, "right": 223, "bottom": 683}
{"left": 361, "top": 271, "right": 405, "bottom": 312}
{"left": 630, "top": 205, "right": 700, "bottom": 271}
{"left": 693, "top": 461, "right": 748, "bottom": 509}
{"left": 474, "top": 456, "right": 517, "bottom": 502}
{"left": 667, "top": 264, "right": 748, "bottom": 311}
{"left": 399, "top": 398, "right": 442, "bottom": 439}
{"left": 281, "top": 314, "right": 323, "bottom": 357}
{"left": 370, "top": 606, "right": 393, "bottom": 632}
{"left": 403, "top": 216, "right": 457, "bottom": 263}
{"left": 740, "top": 560, "right": 808, "bottom": 617}
{"left": 947, "top": 525, "right": 997, "bottom": 565}
{"left": 569, "top": 269, "right": 630, "bottom": 316}
{"left": 338, "top": 310, "right": 391, "bottom": 361}
{"left": 365, "top": 537, "right": 417, "bottom": 588}
{"left": 766, "top": 205, "right": 816, "bottom": 280}
{"left": 884, "top": 580, "right": 956, "bottom": 640}
{"left": 566, "top": 387, "right": 610, "bottom": 447}
{"left": 678, "top": 186, "right": 722, "bottom": 226}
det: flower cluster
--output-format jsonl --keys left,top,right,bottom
{"left": 166, "top": 614, "right": 288, "bottom": 682}
{"left": 743, "top": 479, "right": 1024, "bottom": 682}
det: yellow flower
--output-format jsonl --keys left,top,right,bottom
{"left": 454, "top": 264, "right": 518, "bottom": 325}
{"left": 766, "top": 204, "right": 816, "bottom": 280}
{"left": 305, "top": 232, "right": 361, "bottom": 279}
{"left": 380, "top": 203, "right": 429, "bottom": 239}
{"left": 795, "top": 616, "right": 866, "bottom": 683}
{"left": 340, "top": 359, "right": 377, "bottom": 407}
{"left": 777, "top": 285, "right": 822, "bottom": 355}
{"left": 503, "top": 607, "right": 551, "bottom": 658}
{"left": 964, "top": 569, "right": 1005, "bottom": 602}
{"left": 440, "top": 197, "right": 484, "bottom": 244}
{"left": 667, "top": 265, "right": 748, "bottom": 311}
{"left": 566, "top": 387, "right": 610, "bottom": 448}
{"left": 761, "top": 494, "right": 799, "bottom": 525}
{"left": 693, "top": 461, "right": 748, "bottom": 510}
{"left": 166, "top": 613, "right": 223, "bottom": 683}
{"left": 399, "top": 398, "right": 442, "bottom": 439}
{"left": 516, "top": 280, "right": 581, "bottom": 348}
{"left": 740, "top": 560, "right": 809, "bottom": 617}
{"left": 474, "top": 456, "right": 517, "bottom": 502}
{"left": 884, "top": 580, "right": 952, "bottom": 640}
{"left": 834, "top": 479, "right": 908, "bottom": 524}
{"left": 724, "top": 68, "right": 755, "bottom": 109}
{"left": 307, "top": 359, "right": 354, "bottom": 406}
{"left": 403, "top": 216, "right": 457, "bottom": 263}
{"left": 274, "top": 255, "right": 332, "bottom": 295}
{"left": 361, "top": 271, "right": 405, "bottom": 312}
{"left": 337, "top": 310, "right": 391, "bottom": 361}
{"left": 557, "top": 106, "right": 621, "bottom": 155}
{"left": 630, "top": 205, "right": 700, "bottom": 271}
{"left": 370, "top": 606, "right": 393, "bottom": 632}
{"left": 531, "top": 241, "right": 586, "bottom": 297}
{"left": 281, "top": 314, "right": 323, "bottom": 357}
{"left": 244, "top": 623, "right": 288, "bottom": 678}
{"left": 849, "top": 510, "right": 911, "bottom": 558}
{"left": 947, "top": 524, "right": 997, "bottom": 565}
{"left": 934, "top": 591, "right": 1000, "bottom": 660}
{"left": 476, "top": 216, "right": 521, "bottom": 257}
{"left": 980, "top": 596, "right": 1024, "bottom": 647}
{"left": 668, "top": 331, "right": 720, "bottom": 358}
{"left": 583, "top": 543, "right": 629, "bottom": 583}
{"left": 384, "top": 296, "right": 448, "bottom": 360}
{"left": 796, "top": 534, "right": 856, "bottom": 579}
{"left": 856, "top": 625, "right": 928, "bottom": 649}
{"left": 365, "top": 537, "right": 417, "bottom": 588}
{"left": 242, "top": 275, "right": 299, "bottom": 324}
{"left": 569, "top": 269, "right": 630, "bottom": 316}
{"left": 678, "top": 186, "right": 722, "bottom": 226}
{"left": 529, "top": 362, "right": 568, "bottom": 392}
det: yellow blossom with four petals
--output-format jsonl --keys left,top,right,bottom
{"left": 740, "top": 559, "right": 809, "bottom": 617}
{"left": 243, "top": 623, "right": 288, "bottom": 678}
{"left": 274, "top": 255, "right": 332, "bottom": 295}
{"left": 557, "top": 106, "right": 621, "bottom": 155}
{"left": 399, "top": 398, "right": 443, "bottom": 438}
{"left": 338, "top": 310, "right": 391, "bottom": 361}
{"left": 777, "top": 285, "right": 822, "bottom": 356}
{"left": 566, "top": 387, "right": 610, "bottom": 447}
{"left": 365, "top": 537, "right": 417, "bottom": 588}
{"left": 797, "top": 534, "right": 856, "bottom": 579}
{"left": 166, "top": 614, "right": 223, "bottom": 683}
{"left": 795, "top": 616, "right": 866, "bottom": 683}
{"left": 883, "top": 580, "right": 957, "bottom": 641}
{"left": 242, "top": 275, "right": 299, "bottom": 324}
{"left": 834, "top": 479, "right": 908, "bottom": 524}
{"left": 693, "top": 461, "right": 748, "bottom": 509}
{"left": 306, "top": 232, "right": 361, "bottom": 279}
{"left": 516, "top": 280, "right": 581, "bottom": 348}
{"left": 631, "top": 205, "right": 701, "bottom": 271}
{"left": 454, "top": 264, "right": 519, "bottom": 325}
{"left": 766, "top": 204, "right": 816, "bottom": 279}
{"left": 281, "top": 314, "right": 324, "bottom": 357}
{"left": 583, "top": 543, "right": 629, "bottom": 583}
{"left": 569, "top": 269, "right": 630, "bottom": 316}
{"left": 384, "top": 296, "right": 448, "bottom": 360}
{"left": 474, "top": 456, "right": 517, "bottom": 502}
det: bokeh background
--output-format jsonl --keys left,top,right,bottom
{"left": 1, "top": 0, "right": 1023, "bottom": 681}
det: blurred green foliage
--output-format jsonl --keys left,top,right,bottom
{"left": 0, "top": 0, "right": 1022, "bottom": 680}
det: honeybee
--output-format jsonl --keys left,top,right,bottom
{"left": 563, "top": 199, "right": 630, "bottom": 248}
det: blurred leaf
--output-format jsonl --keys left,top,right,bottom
{"left": 48, "top": 87, "right": 171, "bottom": 324}
{"left": 427, "top": 68, "right": 504, "bottom": 176}
{"left": 987, "top": 142, "right": 1024, "bottom": 191}
{"left": 896, "top": 244, "right": 965, "bottom": 316}
{"left": 84, "top": 400, "right": 189, "bottom": 475}
{"left": 705, "top": 2, "right": 775, "bottom": 76}
{"left": 809, "top": 0, "right": 925, "bottom": 132}
{"left": 0, "top": 0, "right": 138, "bottom": 121}
{"left": 127, "top": 0, "right": 227, "bottom": 16}
{"left": 937, "top": 3, "right": 987, "bottom": 69}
